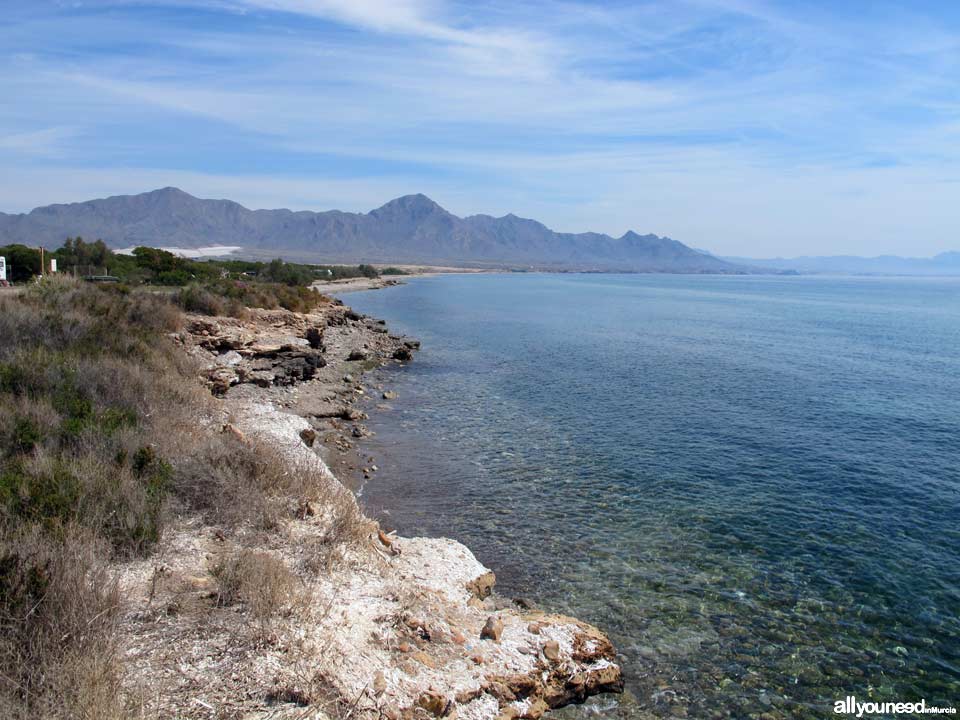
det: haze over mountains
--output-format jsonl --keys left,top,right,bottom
{"left": 0, "top": 187, "right": 742, "bottom": 273}
{"left": 723, "top": 253, "right": 960, "bottom": 276}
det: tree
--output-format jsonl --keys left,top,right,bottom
{"left": 55, "top": 237, "right": 110, "bottom": 271}
{"left": 132, "top": 246, "right": 183, "bottom": 274}
{"left": 0, "top": 245, "right": 41, "bottom": 283}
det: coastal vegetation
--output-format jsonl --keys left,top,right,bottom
{"left": 0, "top": 277, "right": 366, "bottom": 718}
{"left": 0, "top": 238, "right": 404, "bottom": 286}
{"left": 175, "top": 279, "right": 328, "bottom": 316}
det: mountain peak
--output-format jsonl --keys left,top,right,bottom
{"left": 373, "top": 193, "right": 442, "bottom": 212}
{"left": 0, "top": 188, "right": 743, "bottom": 273}
{"left": 146, "top": 186, "right": 192, "bottom": 198}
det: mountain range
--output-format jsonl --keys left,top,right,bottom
{"left": 0, "top": 187, "right": 743, "bottom": 273}
{"left": 723, "top": 253, "right": 960, "bottom": 276}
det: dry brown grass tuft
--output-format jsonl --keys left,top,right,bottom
{"left": 173, "top": 434, "right": 371, "bottom": 548}
{"left": 211, "top": 549, "right": 302, "bottom": 623}
{"left": 0, "top": 523, "right": 127, "bottom": 720}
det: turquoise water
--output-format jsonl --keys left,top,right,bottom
{"left": 345, "top": 274, "right": 960, "bottom": 718}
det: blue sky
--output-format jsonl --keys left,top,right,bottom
{"left": 2, "top": 0, "right": 959, "bottom": 256}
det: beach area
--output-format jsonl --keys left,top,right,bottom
{"left": 309, "top": 266, "right": 491, "bottom": 295}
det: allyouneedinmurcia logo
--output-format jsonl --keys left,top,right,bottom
{"left": 834, "top": 696, "right": 957, "bottom": 716}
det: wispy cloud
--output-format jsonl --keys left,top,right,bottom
{"left": 1, "top": 0, "right": 958, "bottom": 255}
{"left": 0, "top": 127, "right": 78, "bottom": 157}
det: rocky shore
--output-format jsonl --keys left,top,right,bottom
{"left": 117, "top": 295, "right": 622, "bottom": 719}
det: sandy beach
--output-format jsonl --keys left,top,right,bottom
{"left": 310, "top": 266, "right": 491, "bottom": 294}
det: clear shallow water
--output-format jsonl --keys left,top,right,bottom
{"left": 345, "top": 274, "right": 960, "bottom": 719}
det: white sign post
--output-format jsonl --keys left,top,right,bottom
{"left": 0, "top": 256, "right": 6, "bottom": 283}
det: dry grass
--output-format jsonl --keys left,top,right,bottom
{"left": 0, "top": 523, "right": 127, "bottom": 720}
{"left": 211, "top": 548, "right": 303, "bottom": 623}
{"left": 173, "top": 433, "right": 372, "bottom": 556}
{"left": 175, "top": 435, "right": 323, "bottom": 528}
{"left": 0, "top": 276, "right": 369, "bottom": 716}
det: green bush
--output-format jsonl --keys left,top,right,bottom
{"left": 177, "top": 284, "right": 226, "bottom": 316}
{"left": 0, "top": 278, "right": 189, "bottom": 553}
{"left": 177, "top": 279, "right": 328, "bottom": 316}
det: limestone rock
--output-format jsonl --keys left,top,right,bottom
{"left": 216, "top": 350, "right": 243, "bottom": 366}
{"left": 411, "top": 651, "right": 436, "bottom": 668}
{"left": 480, "top": 616, "right": 503, "bottom": 642}
{"left": 206, "top": 366, "right": 238, "bottom": 395}
{"left": 418, "top": 690, "right": 449, "bottom": 717}
{"left": 466, "top": 571, "right": 496, "bottom": 600}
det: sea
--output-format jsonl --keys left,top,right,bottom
{"left": 343, "top": 273, "right": 960, "bottom": 719}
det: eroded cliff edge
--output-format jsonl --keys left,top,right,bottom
{"left": 117, "top": 299, "right": 622, "bottom": 719}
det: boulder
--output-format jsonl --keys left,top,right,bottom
{"left": 216, "top": 350, "right": 243, "bottom": 366}
{"left": 393, "top": 347, "right": 413, "bottom": 361}
{"left": 305, "top": 326, "right": 325, "bottom": 350}
{"left": 340, "top": 408, "right": 366, "bottom": 421}
{"left": 206, "top": 367, "right": 238, "bottom": 395}
{"left": 244, "top": 370, "right": 275, "bottom": 388}
{"left": 272, "top": 350, "right": 325, "bottom": 384}
{"left": 347, "top": 349, "right": 367, "bottom": 361}
{"left": 480, "top": 616, "right": 503, "bottom": 642}
{"left": 418, "top": 691, "right": 449, "bottom": 717}
{"left": 466, "top": 571, "right": 496, "bottom": 600}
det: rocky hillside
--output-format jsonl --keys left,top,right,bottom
{"left": 0, "top": 187, "right": 744, "bottom": 273}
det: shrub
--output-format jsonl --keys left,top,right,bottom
{"left": 176, "top": 279, "right": 328, "bottom": 316}
{"left": 211, "top": 549, "right": 300, "bottom": 622}
{"left": 0, "top": 279, "right": 190, "bottom": 553}
{"left": 176, "top": 284, "right": 226, "bottom": 316}
{"left": 0, "top": 523, "right": 125, "bottom": 719}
